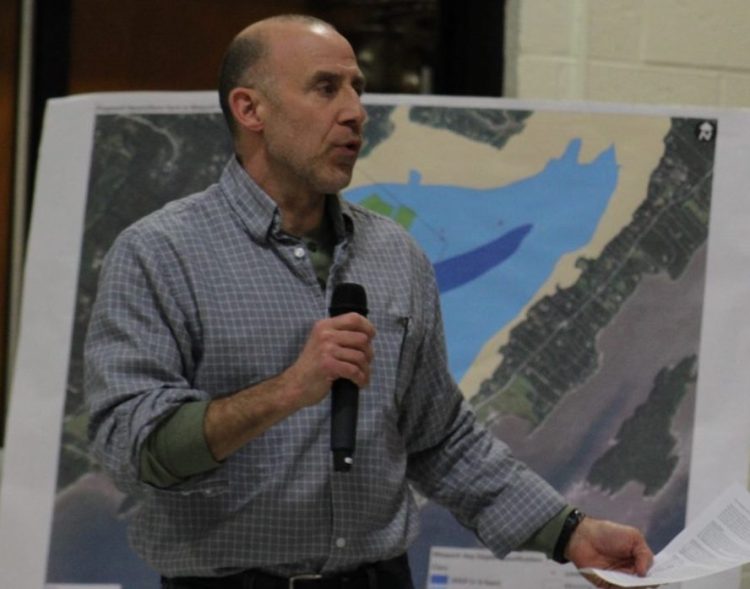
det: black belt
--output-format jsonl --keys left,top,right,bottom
{"left": 162, "top": 554, "right": 413, "bottom": 589}
{"left": 251, "top": 566, "right": 374, "bottom": 589}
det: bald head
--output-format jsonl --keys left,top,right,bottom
{"left": 218, "top": 14, "right": 338, "bottom": 136}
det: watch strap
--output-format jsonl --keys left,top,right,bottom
{"left": 553, "top": 508, "right": 585, "bottom": 564}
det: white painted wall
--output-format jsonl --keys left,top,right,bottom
{"left": 505, "top": 1, "right": 750, "bottom": 586}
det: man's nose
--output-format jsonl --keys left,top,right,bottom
{"left": 339, "top": 91, "right": 367, "bottom": 131}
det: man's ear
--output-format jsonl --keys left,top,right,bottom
{"left": 229, "top": 87, "right": 264, "bottom": 133}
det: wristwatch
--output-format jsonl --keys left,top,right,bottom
{"left": 553, "top": 508, "right": 585, "bottom": 564}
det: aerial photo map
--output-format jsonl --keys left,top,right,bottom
{"left": 44, "top": 99, "right": 716, "bottom": 588}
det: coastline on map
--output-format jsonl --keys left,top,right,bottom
{"left": 487, "top": 244, "right": 705, "bottom": 549}
{"left": 347, "top": 104, "right": 672, "bottom": 399}
{"left": 458, "top": 113, "right": 671, "bottom": 398}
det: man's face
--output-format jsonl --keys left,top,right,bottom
{"left": 258, "top": 23, "right": 367, "bottom": 197}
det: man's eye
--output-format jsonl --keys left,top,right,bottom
{"left": 318, "top": 83, "right": 336, "bottom": 95}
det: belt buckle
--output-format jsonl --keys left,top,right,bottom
{"left": 288, "top": 573, "right": 323, "bottom": 588}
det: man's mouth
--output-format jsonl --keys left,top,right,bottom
{"left": 334, "top": 138, "right": 362, "bottom": 157}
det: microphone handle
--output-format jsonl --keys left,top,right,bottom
{"left": 331, "top": 378, "right": 359, "bottom": 472}
{"left": 328, "top": 282, "right": 367, "bottom": 473}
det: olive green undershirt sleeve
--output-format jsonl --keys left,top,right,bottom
{"left": 519, "top": 505, "right": 575, "bottom": 559}
{"left": 139, "top": 400, "right": 221, "bottom": 488}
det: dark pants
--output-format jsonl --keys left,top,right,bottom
{"left": 161, "top": 554, "right": 414, "bottom": 589}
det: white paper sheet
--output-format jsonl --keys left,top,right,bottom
{"left": 583, "top": 483, "right": 750, "bottom": 587}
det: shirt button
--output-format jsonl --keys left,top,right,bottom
{"left": 293, "top": 247, "right": 306, "bottom": 259}
{"left": 335, "top": 537, "right": 347, "bottom": 548}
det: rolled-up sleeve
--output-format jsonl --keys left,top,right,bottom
{"left": 85, "top": 227, "right": 213, "bottom": 496}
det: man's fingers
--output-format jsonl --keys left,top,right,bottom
{"left": 327, "top": 330, "right": 374, "bottom": 360}
{"left": 633, "top": 543, "right": 654, "bottom": 576}
{"left": 329, "top": 312, "right": 376, "bottom": 338}
{"left": 306, "top": 315, "right": 375, "bottom": 388}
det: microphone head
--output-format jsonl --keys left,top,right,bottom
{"left": 329, "top": 282, "right": 368, "bottom": 317}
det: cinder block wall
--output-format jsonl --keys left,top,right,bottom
{"left": 504, "top": 1, "right": 750, "bottom": 586}
{"left": 505, "top": 0, "right": 750, "bottom": 107}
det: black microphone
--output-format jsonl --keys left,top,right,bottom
{"left": 329, "top": 282, "right": 368, "bottom": 472}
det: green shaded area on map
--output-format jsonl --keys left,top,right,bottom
{"left": 360, "top": 194, "right": 416, "bottom": 230}
{"left": 588, "top": 355, "right": 697, "bottom": 495}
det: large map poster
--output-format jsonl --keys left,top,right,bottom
{"left": 350, "top": 103, "right": 711, "bottom": 587}
{"left": 0, "top": 93, "right": 749, "bottom": 589}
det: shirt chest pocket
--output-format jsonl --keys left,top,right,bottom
{"left": 365, "top": 310, "right": 416, "bottom": 415}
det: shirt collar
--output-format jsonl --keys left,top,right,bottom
{"left": 219, "top": 156, "right": 353, "bottom": 244}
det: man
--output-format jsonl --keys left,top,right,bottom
{"left": 86, "top": 14, "right": 654, "bottom": 589}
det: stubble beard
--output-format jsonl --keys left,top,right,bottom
{"left": 304, "top": 149, "right": 357, "bottom": 195}
{"left": 265, "top": 127, "right": 358, "bottom": 196}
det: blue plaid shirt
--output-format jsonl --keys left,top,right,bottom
{"left": 85, "top": 157, "right": 565, "bottom": 577}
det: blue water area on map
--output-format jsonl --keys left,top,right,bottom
{"left": 434, "top": 224, "right": 532, "bottom": 293}
{"left": 345, "top": 139, "right": 619, "bottom": 380}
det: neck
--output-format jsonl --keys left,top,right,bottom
{"left": 237, "top": 153, "right": 326, "bottom": 236}
{"left": 276, "top": 193, "right": 326, "bottom": 236}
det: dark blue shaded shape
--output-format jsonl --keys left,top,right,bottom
{"left": 434, "top": 224, "right": 533, "bottom": 293}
